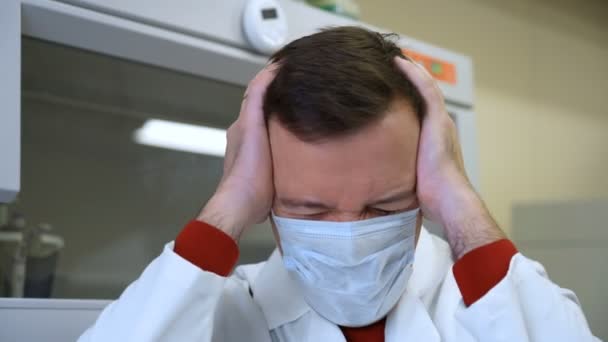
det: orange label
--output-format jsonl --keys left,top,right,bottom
{"left": 402, "top": 48, "right": 457, "bottom": 85}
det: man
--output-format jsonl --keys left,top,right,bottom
{"left": 80, "top": 27, "right": 597, "bottom": 341}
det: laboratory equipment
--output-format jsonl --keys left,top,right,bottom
{"left": 243, "top": 0, "right": 288, "bottom": 54}
{"left": 0, "top": 213, "right": 64, "bottom": 298}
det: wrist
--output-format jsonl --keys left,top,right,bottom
{"left": 438, "top": 183, "right": 481, "bottom": 228}
{"left": 438, "top": 182, "right": 505, "bottom": 259}
{"left": 197, "top": 196, "right": 245, "bottom": 242}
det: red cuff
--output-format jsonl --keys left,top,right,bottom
{"left": 174, "top": 220, "right": 239, "bottom": 277}
{"left": 453, "top": 239, "right": 518, "bottom": 306}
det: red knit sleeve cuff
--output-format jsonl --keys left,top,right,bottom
{"left": 174, "top": 220, "right": 239, "bottom": 277}
{"left": 452, "top": 239, "right": 518, "bottom": 306}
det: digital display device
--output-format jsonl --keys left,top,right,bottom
{"left": 261, "top": 8, "right": 278, "bottom": 20}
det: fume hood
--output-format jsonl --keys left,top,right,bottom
{"left": 0, "top": 0, "right": 476, "bottom": 299}
{"left": 0, "top": 0, "right": 477, "bottom": 339}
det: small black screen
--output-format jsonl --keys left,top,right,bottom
{"left": 261, "top": 8, "right": 278, "bottom": 20}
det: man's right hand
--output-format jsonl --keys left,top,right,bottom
{"left": 196, "top": 65, "right": 278, "bottom": 241}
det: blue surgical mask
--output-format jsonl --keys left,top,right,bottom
{"left": 272, "top": 208, "right": 419, "bottom": 327}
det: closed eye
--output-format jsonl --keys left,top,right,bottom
{"left": 369, "top": 208, "right": 401, "bottom": 216}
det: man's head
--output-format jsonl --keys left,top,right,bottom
{"left": 265, "top": 26, "right": 423, "bottom": 225}
{"left": 264, "top": 26, "right": 423, "bottom": 142}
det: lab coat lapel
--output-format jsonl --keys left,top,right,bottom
{"left": 304, "top": 311, "right": 347, "bottom": 342}
{"left": 252, "top": 249, "right": 346, "bottom": 340}
{"left": 385, "top": 228, "right": 446, "bottom": 341}
{"left": 385, "top": 292, "right": 440, "bottom": 341}
{"left": 251, "top": 249, "right": 310, "bottom": 330}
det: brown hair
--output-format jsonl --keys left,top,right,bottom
{"left": 263, "top": 26, "right": 423, "bottom": 142}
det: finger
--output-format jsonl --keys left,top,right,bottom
{"left": 417, "top": 63, "right": 445, "bottom": 103}
{"left": 395, "top": 56, "right": 442, "bottom": 96}
{"left": 394, "top": 56, "right": 444, "bottom": 116}
{"left": 223, "top": 124, "right": 239, "bottom": 173}
{"left": 240, "top": 64, "right": 280, "bottom": 125}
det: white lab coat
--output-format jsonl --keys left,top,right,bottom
{"left": 79, "top": 228, "right": 598, "bottom": 341}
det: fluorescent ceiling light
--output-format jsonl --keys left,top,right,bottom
{"left": 133, "top": 119, "right": 226, "bottom": 157}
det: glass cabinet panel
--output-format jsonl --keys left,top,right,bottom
{"left": 3, "top": 38, "right": 275, "bottom": 299}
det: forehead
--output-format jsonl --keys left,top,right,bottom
{"left": 268, "top": 100, "right": 420, "bottom": 205}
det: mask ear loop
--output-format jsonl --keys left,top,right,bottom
{"left": 268, "top": 210, "right": 284, "bottom": 255}
{"left": 413, "top": 210, "right": 424, "bottom": 249}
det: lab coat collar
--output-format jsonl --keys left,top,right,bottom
{"left": 251, "top": 248, "right": 310, "bottom": 330}
{"left": 251, "top": 227, "right": 444, "bottom": 336}
{"left": 385, "top": 228, "right": 443, "bottom": 341}
{"left": 408, "top": 227, "right": 450, "bottom": 305}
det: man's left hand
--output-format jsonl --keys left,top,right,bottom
{"left": 394, "top": 56, "right": 505, "bottom": 259}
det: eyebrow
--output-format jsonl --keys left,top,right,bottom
{"left": 367, "top": 189, "right": 415, "bottom": 206}
{"left": 277, "top": 189, "right": 415, "bottom": 210}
